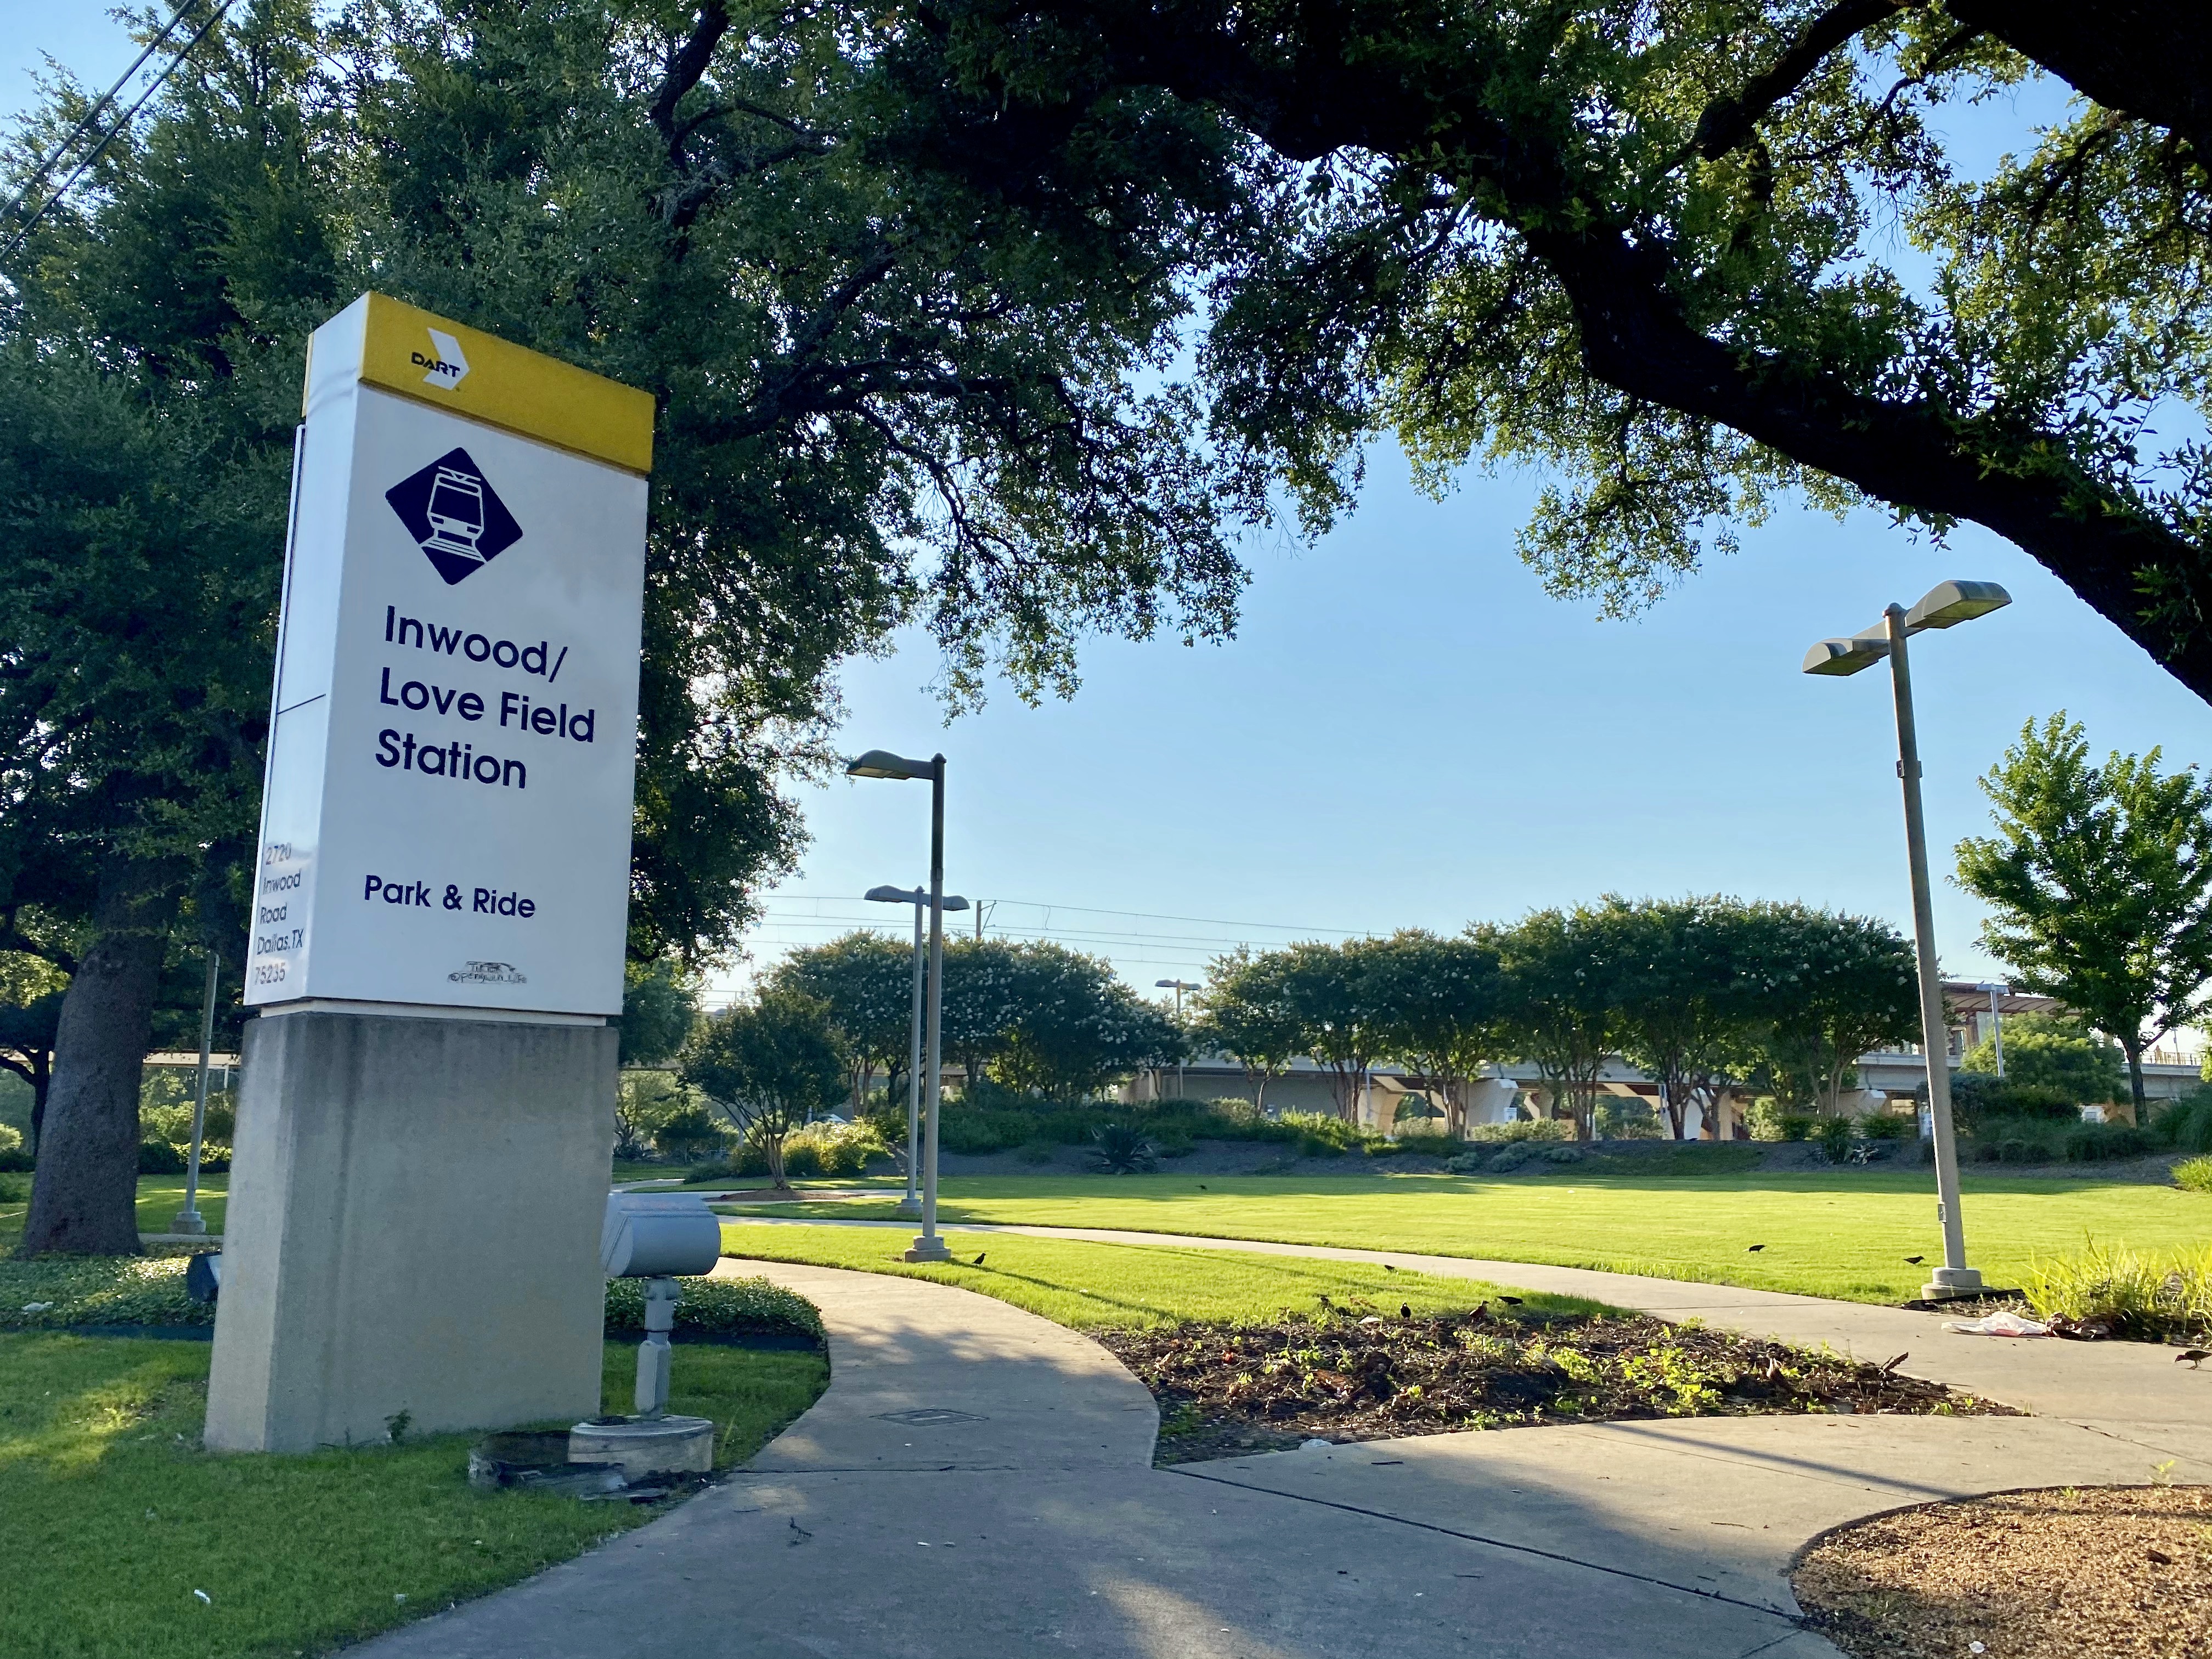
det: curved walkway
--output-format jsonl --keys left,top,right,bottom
{"left": 726, "top": 1215, "right": 2212, "bottom": 1430}
{"left": 349, "top": 1241, "right": 2212, "bottom": 1658}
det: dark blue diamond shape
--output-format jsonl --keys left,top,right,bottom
{"left": 385, "top": 447, "right": 523, "bottom": 585}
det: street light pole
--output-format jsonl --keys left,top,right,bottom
{"left": 865, "top": 883, "right": 968, "bottom": 1218}
{"left": 847, "top": 748, "right": 956, "bottom": 1265}
{"left": 1883, "top": 606, "right": 1979, "bottom": 1300}
{"left": 1155, "top": 979, "right": 1199, "bottom": 1099}
{"left": 173, "top": 950, "right": 219, "bottom": 1237}
{"left": 1804, "top": 578, "right": 2008, "bottom": 1302}
{"left": 916, "top": 755, "right": 950, "bottom": 1262}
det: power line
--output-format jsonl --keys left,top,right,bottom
{"left": 1, "top": 1, "right": 233, "bottom": 260}
{"left": 758, "top": 894, "right": 1372, "bottom": 937}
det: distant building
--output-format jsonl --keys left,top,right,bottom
{"left": 1125, "top": 979, "right": 2203, "bottom": 1136}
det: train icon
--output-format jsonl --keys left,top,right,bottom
{"left": 385, "top": 448, "right": 524, "bottom": 584}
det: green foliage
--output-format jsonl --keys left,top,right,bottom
{"left": 1957, "top": 715, "right": 2212, "bottom": 1107}
{"left": 618, "top": 957, "right": 701, "bottom": 1067}
{"left": 1745, "top": 1101, "right": 1817, "bottom": 1142}
{"left": 1945, "top": 1073, "right": 2086, "bottom": 1126}
{"left": 685, "top": 992, "right": 849, "bottom": 1187}
{"left": 1460, "top": 1119, "right": 1577, "bottom": 1146}
{"left": 942, "top": 0, "right": 2212, "bottom": 702}
{"left": 1858, "top": 1113, "right": 1909, "bottom": 1142}
{"left": 651, "top": 1105, "right": 729, "bottom": 1163}
{"left": 602, "top": 1274, "right": 822, "bottom": 1341}
{"left": 702, "top": 1120, "right": 888, "bottom": 1180}
{"left": 2021, "top": 1240, "right": 2212, "bottom": 1341}
{"left": 1960, "top": 1014, "right": 2125, "bottom": 1104}
{"left": 2173, "top": 1157, "right": 2212, "bottom": 1194}
{"left": 1088, "top": 1123, "right": 1160, "bottom": 1173}
{"left": 2153, "top": 1090, "right": 2212, "bottom": 1154}
{"left": 1816, "top": 1117, "right": 1856, "bottom": 1163}
{"left": 0, "top": 1254, "right": 209, "bottom": 1331}
{"left": 1447, "top": 1140, "right": 1587, "bottom": 1175}
{"left": 771, "top": 932, "right": 916, "bottom": 1102}
{"left": 0, "top": 1331, "right": 822, "bottom": 1659}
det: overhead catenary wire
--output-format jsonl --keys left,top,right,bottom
{"left": 0, "top": 0, "right": 234, "bottom": 261}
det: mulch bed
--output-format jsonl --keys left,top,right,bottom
{"left": 1093, "top": 1299, "right": 2013, "bottom": 1465}
{"left": 1793, "top": 1485, "right": 2212, "bottom": 1658}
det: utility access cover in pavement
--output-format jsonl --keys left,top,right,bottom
{"left": 874, "top": 1409, "right": 987, "bottom": 1426}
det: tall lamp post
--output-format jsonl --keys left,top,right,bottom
{"left": 1803, "top": 578, "right": 2010, "bottom": 1302}
{"left": 848, "top": 750, "right": 955, "bottom": 1262}
{"left": 1975, "top": 981, "right": 2010, "bottom": 1077}
{"left": 1154, "top": 980, "right": 1199, "bottom": 1099}
{"left": 865, "top": 883, "right": 968, "bottom": 1218}
{"left": 172, "top": 950, "right": 221, "bottom": 1237}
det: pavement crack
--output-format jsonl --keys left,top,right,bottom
{"left": 1166, "top": 1466, "right": 1801, "bottom": 1622}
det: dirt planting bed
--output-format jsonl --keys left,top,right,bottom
{"left": 1793, "top": 1485, "right": 2212, "bottom": 1658}
{"left": 1094, "top": 1300, "right": 2013, "bottom": 1465}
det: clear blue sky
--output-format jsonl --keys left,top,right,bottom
{"left": 12, "top": 13, "right": 2207, "bottom": 1009}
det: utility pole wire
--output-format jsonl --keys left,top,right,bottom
{"left": 0, "top": 0, "right": 234, "bottom": 261}
{"left": 0, "top": 0, "right": 200, "bottom": 232}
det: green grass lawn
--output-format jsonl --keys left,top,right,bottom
{"left": 0, "top": 1333, "right": 824, "bottom": 1659}
{"left": 720, "top": 1223, "right": 1605, "bottom": 1328}
{"left": 0, "top": 1175, "right": 230, "bottom": 1249}
{"left": 733, "top": 1168, "right": 2212, "bottom": 1304}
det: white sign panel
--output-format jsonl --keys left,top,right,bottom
{"left": 247, "top": 294, "right": 653, "bottom": 1018}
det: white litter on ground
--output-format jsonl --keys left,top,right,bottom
{"left": 1942, "top": 1311, "right": 2052, "bottom": 1338}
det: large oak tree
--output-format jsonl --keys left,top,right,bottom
{"left": 933, "top": 0, "right": 2212, "bottom": 695}
{"left": 2, "top": 0, "right": 1258, "bottom": 1252}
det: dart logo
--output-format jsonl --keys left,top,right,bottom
{"left": 412, "top": 327, "right": 469, "bottom": 391}
{"left": 384, "top": 448, "right": 524, "bottom": 585}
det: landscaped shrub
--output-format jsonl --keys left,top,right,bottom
{"left": 0, "top": 1136, "right": 32, "bottom": 1173}
{"left": 1272, "top": 1109, "right": 1364, "bottom": 1156}
{"left": 1592, "top": 1099, "right": 1664, "bottom": 1139}
{"left": 2153, "top": 1089, "right": 2212, "bottom": 1154}
{"left": 0, "top": 1254, "right": 210, "bottom": 1330}
{"left": 1447, "top": 1139, "right": 1584, "bottom": 1175}
{"left": 1088, "top": 1122, "right": 1159, "bottom": 1173}
{"left": 1462, "top": 1119, "right": 1575, "bottom": 1144}
{"left": 1942, "top": 1073, "right": 2082, "bottom": 1126}
{"left": 136, "top": 1139, "right": 185, "bottom": 1175}
{"left": 1816, "top": 1117, "right": 1856, "bottom": 1163}
{"left": 1373, "top": 1127, "right": 1457, "bottom": 1159}
{"left": 2172, "top": 1155, "right": 2212, "bottom": 1193}
{"left": 1745, "top": 1099, "right": 1816, "bottom": 1141}
{"left": 2061, "top": 1122, "right": 2151, "bottom": 1162}
{"left": 653, "top": 1105, "right": 729, "bottom": 1162}
{"left": 2021, "top": 1239, "right": 2212, "bottom": 1341}
{"left": 0, "top": 1172, "right": 26, "bottom": 1204}
{"left": 1858, "top": 1111, "right": 1909, "bottom": 1141}
{"left": 603, "top": 1273, "right": 823, "bottom": 1341}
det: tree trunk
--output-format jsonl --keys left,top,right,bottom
{"left": 765, "top": 1130, "right": 789, "bottom": 1191}
{"left": 2121, "top": 1036, "right": 2147, "bottom": 1119}
{"left": 18, "top": 861, "right": 180, "bottom": 1257}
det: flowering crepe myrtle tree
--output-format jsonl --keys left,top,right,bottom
{"left": 684, "top": 990, "right": 849, "bottom": 1190}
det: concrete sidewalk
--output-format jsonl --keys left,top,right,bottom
{"left": 352, "top": 1260, "right": 1877, "bottom": 1658}
{"left": 724, "top": 1215, "right": 2212, "bottom": 1435}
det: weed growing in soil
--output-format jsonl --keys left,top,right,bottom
{"left": 1099, "top": 1299, "right": 2010, "bottom": 1463}
{"left": 2020, "top": 1238, "right": 2212, "bottom": 1341}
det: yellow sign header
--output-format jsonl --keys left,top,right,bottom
{"left": 326, "top": 293, "right": 656, "bottom": 476}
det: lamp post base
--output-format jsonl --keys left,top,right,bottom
{"left": 171, "top": 1209, "right": 207, "bottom": 1236}
{"left": 896, "top": 1195, "right": 922, "bottom": 1217}
{"left": 1920, "top": 1266, "right": 1985, "bottom": 1301}
{"left": 902, "top": 1236, "right": 953, "bottom": 1263}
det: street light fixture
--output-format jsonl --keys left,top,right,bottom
{"left": 847, "top": 750, "right": 955, "bottom": 1262}
{"left": 866, "top": 884, "right": 969, "bottom": 1217}
{"left": 1155, "top": 980, "right": 1200, "bottom": 1099}
{"left": 1803, "top": 578, "right": 2011, "bottom": 1302}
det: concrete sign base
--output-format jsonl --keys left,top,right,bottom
{"left": 205, "top": 1010, "right": 615, "bottom": 1453}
